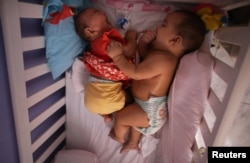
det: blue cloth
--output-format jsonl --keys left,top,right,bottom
{"left": 62, "top": 0, "right": 92, "bottom": 14}
{"left": 42, "top": 0, "right": 91, "bottom": 79}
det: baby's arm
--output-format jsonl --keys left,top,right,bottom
{"left": 122, "top": 29, "right": 137, "bottom": 58}
{"left": 107, "top": 41, "right": 163, "bottom": 80}
{"left": 138, "top": 30, "right": 156, "bottom": 59}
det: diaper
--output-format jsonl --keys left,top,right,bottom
{"left": 84, "top": 78, "right": 125, "bottom": 115}
{"left": 135, "top": 96, "right": 167, "bottom": 135}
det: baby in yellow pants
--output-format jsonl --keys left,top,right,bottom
{"left": 75, "top": 8, "right": 136, "bottom": 123}
{"left": 85, "top": 76, "right": 125, "bottom": 115}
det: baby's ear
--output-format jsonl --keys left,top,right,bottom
{"left": 170, "top": 35, "right": 182, "bottom": 46}
{"left": 84, "top": 27, "right": 98, "bottom": 39}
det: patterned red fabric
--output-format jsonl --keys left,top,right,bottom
{"left": 83, "top": 28, "right": 135, "bottom": 81}
{"left": 84, "top": 52, "right": 131, "bottom": 81}
{"left": 46, "top": 4, "right": 75, "bottom": 24}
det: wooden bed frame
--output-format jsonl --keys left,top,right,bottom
{"left": 1, "top": 0, "right": 249, "bottom": 162}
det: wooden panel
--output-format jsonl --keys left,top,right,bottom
{"left": 25, "top": 63, "right": 50, "bottom": 81}
{"left": 30, "top": 97, "right": 66, "bottom": 131}
{"left": 22, "top": 36, "right": 45, "bottom": 52}
{"left": 19, "top": 2, "right": 43, "bottom": 19}
{"left": 32, "top": 115, "right": 66, "bottom": 152}
{"left": 27, "top": 78, "right": 65, "bottom": 108}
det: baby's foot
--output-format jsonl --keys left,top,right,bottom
{"left": 104, "top": 116, "right": 112, "bottom": 124}
{"left": 102, "top": 114, "right": 112, "bottom": 124}
{"left": 108, "top": 128, "right": 125, "bottom": 144}
{"left": 120, "top": 142, "right": 140, "bottom": 153}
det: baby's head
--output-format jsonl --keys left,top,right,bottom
{"left": 75, "top": 8, "right": 111, "bottom": 41}
{"left": 154, "top": 10, "right": 206, "bottom": 56}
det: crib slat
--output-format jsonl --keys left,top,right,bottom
{"left": 210, "top": 72, "right": 227, "bottom": 102}
{"left": 208, "top": 89, "right": 222, "bottom": 117}
{"left": 32, "top": 115, "right": 66, "bottom": 152}
{"left": 191, "top": 140, "right": 202, "bottom": 163}
{"left": 213, "top": 27, "right": 250, "bottom": 146}
{"left": 203, "top": 102, "right": 216, "bottom": 133}
{"left": 30, "top": 97, "right": 66, "bottom": 131}
{"left": 22, "top": 36, "right": 44, "bottom": 52}
{"left": 35, "top": 132, "right": 66, "bottom": 163}
{"left": 199, "top": 117, "right": 211, "bottom": 145}
{"left": 27, "top": 78, "right": 65, "bottom": 108}
{"left": 213, "top": 58, "right": 233, "bottom": 84}
{"left": 215, "top": 27, "right": 249, "bottom": 45}
{"left": 222, "top": 0, "right": 250, "bottom": 10}
{"left": 19, "top": 2, "right": 43, "bottom": 19}
{"left": 25, "top": 63, "right": 50, "bottom": 81}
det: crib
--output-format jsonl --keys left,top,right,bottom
{"left": 1, "top": 0, "right": 250, "bottom": 163}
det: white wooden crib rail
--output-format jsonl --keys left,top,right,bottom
{"left": 1, "top": 0, "right": 249, "bottom": 163}
{"left": 192, "top": 21, "right": 250, "bottom": 163}
{"left": 0, "top": 0, "right": 66, "bottom": 163}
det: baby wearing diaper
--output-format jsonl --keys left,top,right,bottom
{"left": 107, "top": 10, "right": 206, "bottom": 153}
{"left": 134, "top": 96, "right": 167, "bottom": 136}
{"left": 74, "top": 8, "right": 137, "bottom": 123}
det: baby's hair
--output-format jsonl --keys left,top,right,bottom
{"left": 174, "top": 10, "right": 206, "bottom": 54}
{"left": 74, "top": 8, "right": 91, "bottom": 40}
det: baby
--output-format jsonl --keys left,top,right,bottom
{"left": 75, "top": 8, "right": 136, "bottom": 122}
{"left": 107, "top": 10, "right": 206, "bottom": 153}
{"left": 75, "top": 8, "right": 137, "bottom": 123}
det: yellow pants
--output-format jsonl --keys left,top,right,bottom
{"left": 84, "top": 82, "right": 125, "bottom": 115}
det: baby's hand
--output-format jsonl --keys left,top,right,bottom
{"left": 107, "top": 40, "right": 123, "bottom": 59}
{"left": 125, "top": 29, "right": 137, "bottom": 41}
{"left": 139, "top": 30, "right": 156, "bottom": 44}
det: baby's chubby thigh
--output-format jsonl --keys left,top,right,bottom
{"left": 115, "top": 103, "right": 149, "bottom": 128}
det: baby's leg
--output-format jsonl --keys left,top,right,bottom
{"left": 120, "top": 127, "right": 141, "bottom": 153}
{"left": 110, "top": 103, "right": 148, "bottom": 144}
{"left": 109, "top": 127, "right": 126, "bottom": 144}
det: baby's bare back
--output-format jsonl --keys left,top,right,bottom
{"left": 132, "top": 51, "right": 178, "bottom": 101}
